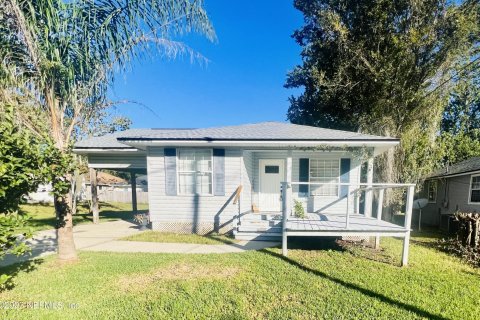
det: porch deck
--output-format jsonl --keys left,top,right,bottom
{"left": 286, "top": 213, "right": 407, "bottom": 237}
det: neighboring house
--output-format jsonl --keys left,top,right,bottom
{"left": 82, "top": 171, "right": 148, "bottom": 204}
{"left": 84, "top": 171, "right": 128, "bottom": 191}
{"left": 420, "top": 157, "right": 480, "bottom": 232}
{"left": 73, "top": 122, "right": 404, "bottom": 236}
{"left": 135, "top": 174, "right": 149, "bottom": 191}
{"left": 27, "top": 183, "right": 54, "bottom": 203}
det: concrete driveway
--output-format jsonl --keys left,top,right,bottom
{"left": 0, "top": 220, "right": 277, "bottom": 267}
{"left": 0, "top": 220, "right": 142, "bottom": 267}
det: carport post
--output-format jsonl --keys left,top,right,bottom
{"left": 90, "top": 168, "right": 99, "bottom": 224}
{"left": 131, "top": 171, "right": 137, "bottom": 214}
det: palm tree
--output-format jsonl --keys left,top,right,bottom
{"left": 0, "top": 0, "right": 215, "bottom": 260}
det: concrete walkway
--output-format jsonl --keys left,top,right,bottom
{"left": 0, "top": 220, "right": 278, "bottom": 266}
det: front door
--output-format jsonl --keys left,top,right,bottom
{"left": 259, "top": 159, "right": 285, "bottom": 212}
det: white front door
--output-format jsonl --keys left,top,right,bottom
{"left": 259, "top": 159, "right": 285, "bottom": 212}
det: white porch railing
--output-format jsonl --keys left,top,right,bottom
{"left": 280, "top": 181, "right": 416, "bottom": 266}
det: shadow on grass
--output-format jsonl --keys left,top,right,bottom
{"left": 204, "top": 233, "right": 238, "bottom": 245}
{"left": 287, "top": 236, "right": 345, "bottom": 251}
{"left": 0, "top": 259, "right": 44, "bottom": 292}
{"left": 261, "top": 249, "right": 448, "bottom": 320}
{"left": 22, "top": 202, "right": 147, "bottom": 231}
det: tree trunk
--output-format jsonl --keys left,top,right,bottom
{"left": 55, "top": 194, "right": 78, "bottom": 261}
{"left": 48, "top": 92, "right": 78, "bottom": 261}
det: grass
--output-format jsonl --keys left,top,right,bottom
{"left": 17, "top": 202, "right": 148, "bottom": 232}
{"left": 1, "top": 234, "right": 479, "bottom": 319}
{"left": 122, "top": 231, "right": 237, "bottom": 245}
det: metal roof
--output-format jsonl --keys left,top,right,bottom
{"left": 74, "top": 122, "right": 398, "bottom": 149}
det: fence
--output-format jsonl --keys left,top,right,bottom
{"left": 84, "top": 190, "right": 149, "bottom": 204}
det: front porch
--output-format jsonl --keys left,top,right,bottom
{"left": 236, "top": 149, "right": 415, "bottom": 266}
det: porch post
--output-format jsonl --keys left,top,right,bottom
{"left": 131, "top": 171, "right": 137, "bottom": 214}
{"left": 364, "top": 157, "right": 374, "bottom": 217}
{"left": 402, "top": 185, "right": 415, "bottom": 266}
{"left": 281, "top": 182, "right": 290, "bottom": 257}
{"left": 89, "top": 168, "right": 99, "bottom": 224}
{"left": 375, "top": 188, "right": 384, "bottom": 249}
{"left": 286, "top": 150, "right": 292, "bottom": 184}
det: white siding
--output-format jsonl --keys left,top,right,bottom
{"left": 147, "top": 147, "right": 364, "bottom": 233}
{"left": 88, "top": 153, "right": 147, "bottom": 169}
{"left": 241, "top": 150, "right": 254, "bottom": 213}
{"left": 249, "top": 150, "right": 361, "bottom": 214}
{"left": 147, "top": 147, "right": 242, "bottom": 230}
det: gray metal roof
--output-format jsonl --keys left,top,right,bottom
{"left": 74, "top": 122, "right": 398, "bottom": 149}
{"left": 428, "top": 157, "right": 480, "bottom": 179}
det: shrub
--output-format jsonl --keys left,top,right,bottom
{"left": 293, "top": 199, "right": 306, "bottom": 219}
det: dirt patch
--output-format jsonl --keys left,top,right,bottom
{"left": 117, "top": 262, "right": 239, "bottom": 292}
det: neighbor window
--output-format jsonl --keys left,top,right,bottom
{"left": 427, "top": 180, "right": 437, "bottom": 203}
{"left": 177, "top": 149, "right": 212, "bottom": 195}
{"left": 309, "top": 159, "right": 340, "bottom": 196}
{"left": 469, "top": 175, "right": 480, "bottom": 203}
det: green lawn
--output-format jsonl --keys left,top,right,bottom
{"left": 18, "top": 202, "right": 148, "bottom": 232}
{"left": 122, "top": 231, "right": 237, "bottom": 245}
{"left": 1, "top": 235, "right": 479, "bottom": 319}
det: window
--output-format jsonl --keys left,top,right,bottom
{"left": 177, "top": 149, "right": 212, "bottom": 195}
{"left": 470, "top": 175, "right": 480, "bottom": 203}
{"left": 265, "top": 165, "right": 280, "bottom": 174}
{"left": 309, "top": 159, "right": 340, "bottom": 196}
{"left": 427, "top": 180, "right": 437, "bottom": 203}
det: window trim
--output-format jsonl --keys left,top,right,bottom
{"left": 468, "top": 174, "right": 480, "bottom": 205}
{"left": 176, "top": 148, "right": 214, "bottom": 196}
{"left": 427, "top": 180, "right": 437, "bottom": 203}
{"left": 308, "top": 158, "right": 341, "bottom": 197}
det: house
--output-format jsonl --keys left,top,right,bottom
{"left": 26, "top": 183, "right": 54, "bottom": 203}
{"left": 74, "top": 122, "right": 416, "bottom": 265}
{"left": 420, "top": 157, "right": 480, "bottom": 232}
{"left": 84, "top": 171, "right": 128, "bottom": 191}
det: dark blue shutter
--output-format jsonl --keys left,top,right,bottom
{"left": 340, "top": 158, "right": 351, "bottom": 198}
{"left": 299, "top": 158, "right": 309, "bottom": 194}
{"left": 164, "top": 148, "right": 177, "bottom": 196}
{"left": 213, "top": 149, "right": 225, "bottom": 196}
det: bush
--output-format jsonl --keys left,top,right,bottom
{"left": 293, "top": 199, "right": 306, "bottom": 219}
{"left": 438, "top": 238, "right": 480, "bottom": 268}
{"left": 454, "top": 212, "right": 480, "bottom": 248}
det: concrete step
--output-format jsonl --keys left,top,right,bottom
{"left": 237, "top": 226, "right": 282, "bottom": 233}
{"left": 233, "top": 231, "right": 281, "bottom": 241}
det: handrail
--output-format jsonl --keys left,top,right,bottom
{"left": 232, "top": 185, "right": 243, "bottom": 205}
{"left": 280, "top": 180, "right": 416, "bottom": 265}
{"left": 281, "top": 181, "right": 415, "bottom": 231}
{"left": 288, "top": 181, "right": 415, "bottom": 187}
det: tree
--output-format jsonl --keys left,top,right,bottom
{"left": 0, "top": 106, "right": 65, "bottom": 286}
{"left": 439, "top": 64, "right": 480, "bottom": 164}
{"left": 0, "top": 0, "right": 215, "bottom": 261}
{"left": 286, "top": 0, "right": 479, "bottom": 202}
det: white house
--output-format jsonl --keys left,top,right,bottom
{"left": 74, "top": 122, "right": 415, "bottom": 265}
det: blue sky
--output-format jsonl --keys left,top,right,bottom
{"left": 109, "top": 1, "right": 304, "bottom": 129}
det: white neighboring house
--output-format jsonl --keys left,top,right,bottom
{"left": 136, "top": 174, "right": 148, "bottom": 191}
{"left": 27, "top": 183, "right": 54, "bottom": 203}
